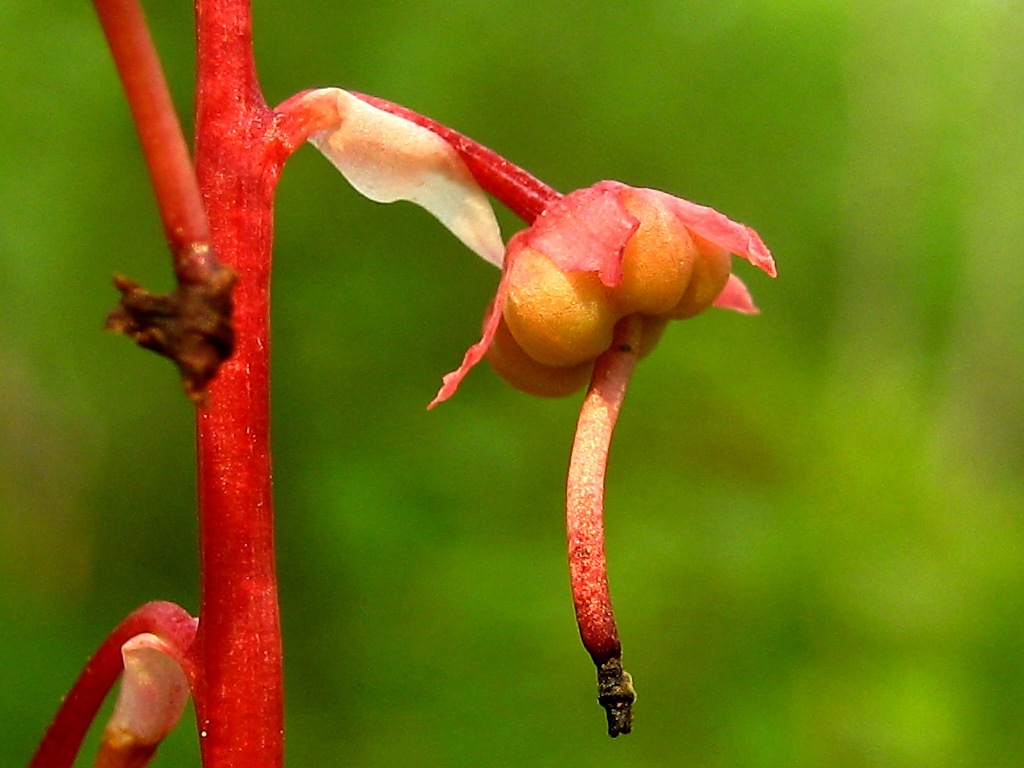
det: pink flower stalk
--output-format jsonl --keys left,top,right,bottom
{"left": 295, "top": 89, "right": 776, "bottom": 735}
{"left": 433, "top": 175, "right": 774, "bottom": 738}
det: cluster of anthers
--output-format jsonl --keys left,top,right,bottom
{"left": 283, "top": 87, "right": 776, "bottom": 736}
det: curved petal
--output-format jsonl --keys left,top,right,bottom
{"left": 103, "top": 633, "right": 190, "bottom": 751}
{"left": 428, "top": 271, "right": 511, "bottom": 409}
{"left": 306, "top": 88, "right": 505, "bottom": 266}
{"left": 648, "top": 188, "right": 776, "bottom": 277}
{"left": 713, "top": 273, "right": 759, "bottom": 314}
{"left": 517, "top": 181, "right": 638, "bottom": 287}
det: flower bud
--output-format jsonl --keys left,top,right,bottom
{"left": 503, "top": 244, "right": 618, "bottom": 368}
{"left": 427, "top": 179, "right": 774, "bottom": 406}
{"left": 487, "top": 315, "right": 594, "bottom": 396}
{"left": 612, "top": 189, "right": 696, "bottom": 316}
{"left": 667, "top": 236, "right": 732, "bottom": 319}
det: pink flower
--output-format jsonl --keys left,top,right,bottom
{"left": 291, "top": 87, "right": 774, "bottom": 407}
{"left": 431, "top": 180, "right": 776, "bottom": 406}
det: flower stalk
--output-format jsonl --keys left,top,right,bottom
{"left": 91, "top": 0, "right": 210, "bottom": 259}
{"left": 349, "top": 93, "right": 562, "bottom": 222}
{"left": 95, "top": 0, "right": 288, "bottom": 764}
{"left": 567, "top": 315, "right": 643, "bottom": 736}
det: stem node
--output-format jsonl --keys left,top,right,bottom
{"left": 105, "top": 259, "right": 236, "bottom": 403}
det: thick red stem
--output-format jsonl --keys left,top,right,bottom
{"left": 566, "top": 316, "right": 641, "bottom": 736}
{"left": 28, "top": 602, "right": 197, "bottom": 768}
{"left": 191, "top": 1, "right": 286, "bottom": 766}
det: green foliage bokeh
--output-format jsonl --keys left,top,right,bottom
{"left": 2, "top": 1, "right": 1022, "bottom": 766}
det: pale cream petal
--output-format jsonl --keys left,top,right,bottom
{"left": 105, "top": 633, "right": 191, "bottom": 746}
{"left": 307, "top": 88, "right": 505, "bottom": 266}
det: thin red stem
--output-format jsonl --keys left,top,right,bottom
{"left": 273, "top": 89, "right": 562, "bottom": 223}
{"left": 351, "top": 93, "right": 563, "bottom": 223}
{"left": 91, "top": 0, "right": 214, "bottom": 283}
{"left": 567, "top": 319, "right": 639, "bottom": 662}
{"left": 28, "top": 602, "right": 197, "bottom": 768}
{"left": 566, "top": 316, "right": 641, "bottom": 736}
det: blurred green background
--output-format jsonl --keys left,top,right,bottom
{"left": 2, "top": 1, "right": 1023, "bottom": 766}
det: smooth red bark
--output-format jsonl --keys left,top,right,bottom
{"left": 191, "top": 2, "right": 287, "bottom": 766}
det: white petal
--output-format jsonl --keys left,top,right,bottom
{"left": 307, "top": 88, "right": 505, "bottom": 266}
{"left": 106, "top": 633, "right": 190, "bottom": 746}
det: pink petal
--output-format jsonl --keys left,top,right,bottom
{"left": 428, "top": 269, "right": 513, "bottom": 408}
{"left": 305, "top": 88, "right": 506, "bottom": 266}
{"left": 713, "top": 273, "right": 760, "bottom": 314}
{"left": 648, "top": 189, "right": 777, "bottom": 277}
{"left": 517, "top": 181, "right": 638, "bottom": 287}
{"left": 428, "top": 182, "right": 638, "bottom": 407}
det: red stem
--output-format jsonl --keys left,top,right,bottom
{"left": 28, "top": 602, "right": 197, "bottom": 768}
{"left": 85, "top": 0, "right": 289, "bottom": 763}
{"left": 190, "top": 1, "right": 286, "bottom": 766}
{"left": 350, "top": 93, "right": 562, "bottom": 223}
{"left": 71, "top": 0, "right": 594, "bottom": 760}
{"left": 273, "top": 89, "right": 562, "bottom": 224}
{"left": 566, "top": 316, "right": 641, "bottom": 736}
{"left": 91, "top": 0, "right": 214, "bottom": 283}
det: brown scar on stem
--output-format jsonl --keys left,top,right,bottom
{"left": 105, "top": 244, "right": 235, "bottom": 404}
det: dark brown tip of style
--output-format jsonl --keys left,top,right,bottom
{"left": 597, "top": 656, "right": 635, "bottom": 737}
